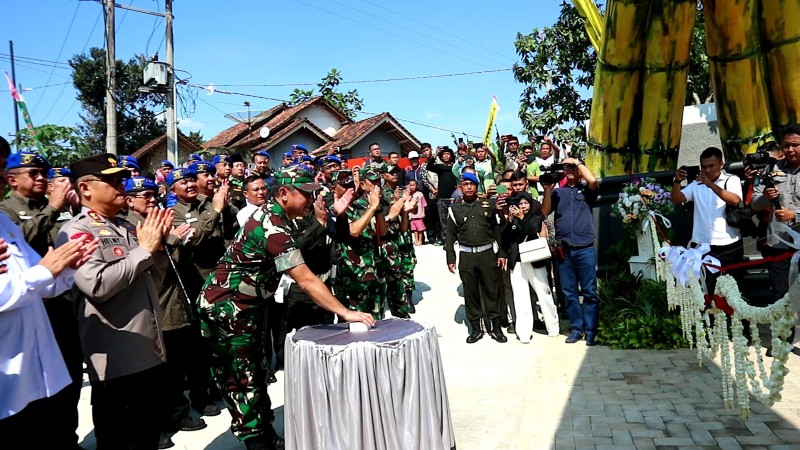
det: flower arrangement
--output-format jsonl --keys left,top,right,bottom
{"left": 612, "top": 177, "right": 674, "bottom": 237}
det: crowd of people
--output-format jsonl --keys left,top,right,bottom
{"left": 11, "top": 124, "right": 800, "bottom": 450}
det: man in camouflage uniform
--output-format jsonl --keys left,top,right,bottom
{"left": 229, "top": 154, "right": 247, "bottom": 209}
{"left": 380, "top": 164, "right": 413, "bottom": 318}
{"left": 198, "top": 165, "right": 375, "bottom": 450}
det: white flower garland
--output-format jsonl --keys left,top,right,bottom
{"left": 662, "top": 261, "right": 795, "bottom": 417}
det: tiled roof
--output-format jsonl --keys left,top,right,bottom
{"left": 132, "top": 130, "right": 200, "bottom": 160}
{"left": 314, "top": 112, "right": 420, "bottom": 156}
{"left": 202, "top": 103, "right": 286, "bottom": 149}
{"left": 251, "top": 118, "right": 331, "bottom": 152}
{"left": 230, "top": 96, "right": 350, "bottom": 149}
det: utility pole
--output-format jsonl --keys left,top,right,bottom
{"left": 104, "top": 0, "right": 118, "bottom": 155}
{"left": 165, "top": 0, "right": 178, "bottom": 164}
{"left": 9, "top": 41, "right": 19, "bottom": 134}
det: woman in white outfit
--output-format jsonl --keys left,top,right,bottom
{"left": 501, "top": 191, "right": 560, "bottom": 342}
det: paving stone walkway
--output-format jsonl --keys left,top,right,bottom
{"left": 75, "top": 244, "right": 800, "bottom": 449}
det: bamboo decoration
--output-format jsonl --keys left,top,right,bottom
{"left": 586, "top": 0, "right": 650, "bottom": 177}
{"left": 636, "top": 0, "right": 696, "bottom": 173}
{"left": 702, "top": 0, "right": 773, "bottom": 159}
{"left": 760, "top": 0, "right": 800, "bottom": 132}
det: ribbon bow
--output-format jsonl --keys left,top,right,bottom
{"left": 659, "top": 243, "right": 720, "bottom": 287}
{"left": 643, "top": 209, "right": 672, "bottom": 232}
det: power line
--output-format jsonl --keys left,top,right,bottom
{"left": 0, "top": 56, "right": 71, "bottom": 70}
{"left": 357, "top": 0, "right": 517, "bottom": 64}
{"left": 31, "top": 0, "right": 82, "bottom": 114}
{"left": 204, "top": 68, "right": 511, "bottom": 88}
{"left": 0, "top": 53, "right": 71, "bottom": 68}
{"left": 0, "top": 59, "right": 73, "bottom": 79}
{"left": 292, "top": 0, "right": 494, "bottom": 70}
{"left": 0, "top": 81, "right": 72, "bottom": 93}
{"left": 322, "top": 0, "right": 511, "bottom": 68}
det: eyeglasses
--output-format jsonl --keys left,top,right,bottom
{"left": 132, "top": 192, "right": 156, "bottom": 199}
{"left": 10, "top": 168, "right": 46, "bottom": 179}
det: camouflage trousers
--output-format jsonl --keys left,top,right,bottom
{"left": 199, "top": 300, "right": 273, "bottom": 441}
{"left": 398, "top": 243, "right": 417, "bottom": 293}
{"left": 336, "top": 274, "right": 386, "bottom": 320}
{"left": 377, "top": 239, "right": 410, "bottom": 319}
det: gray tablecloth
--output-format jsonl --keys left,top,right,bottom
{"left": 284, "top": 318, "right": 455, "bottom": 450}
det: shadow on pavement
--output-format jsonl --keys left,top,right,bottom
{"left": 412, "top": 282, "right": 431, "bottom": 305}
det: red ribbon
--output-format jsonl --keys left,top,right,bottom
{"left": 704, "top": 294, "right": 734, "bottom": 316}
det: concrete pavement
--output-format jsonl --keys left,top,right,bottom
{"left": 75, "top": 244, "right": 800, "bottom": 449}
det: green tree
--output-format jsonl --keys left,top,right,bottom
{"left": 12, "top": 124, "right": 91, "bottom": 168}
{"left": 513, "top": 1, "right": 711, "bottom": 145}
{"left": 185, "top": 130, "right": 205, "bottom": 148}
{"left": 70, "top": 48, "right": 166, "bottom": 155}
{"left": 288, "top": 68, "right": 364, "bottom": 120}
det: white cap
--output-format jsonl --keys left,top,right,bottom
{"left": 408, "top": 151, "right": 420, "bottom": 159}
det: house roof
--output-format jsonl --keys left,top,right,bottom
{"left": 131, "top": 130, "right": 200, "bottom": 160}
{"left": 314, "top": 112, "right": 421, "bottom": 156}
{"left": 252, "top": 118, "right": 332, "bottom": 152}
{"left": 202, "top": 103, "right": 286, "bottom": 149}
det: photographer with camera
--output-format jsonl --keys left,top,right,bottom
{"left": 541, "top": 157, "right": 600, "bottom": 346}
{"left": 751, "top": 127, "right": 800, "bottom": 304}
{"left": 672, "top": 147, "right": 744, "bottom": 295}
{"left": 429, "top": 147, "right": 459, "bottom": 247}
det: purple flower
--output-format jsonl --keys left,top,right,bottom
{"left": 646, "top": 183, "right": 655, "bottom": 190}
{"left": 654, "top": 193, "right": 663, "bottom": 202}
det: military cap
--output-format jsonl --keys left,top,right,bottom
{"left": 229, "top": 154, "right": 244, "bottom": 164}
{"left": 166, "top": 167, "right": 197, "bottom": 186}
{"left": 295, "top": 155, "right": 314, "bottom": 165}
{"left": 118, "top": 155, "right": 140, "bottom": 171}
{"left": 282, "top": 151, "right": 293, "bottom": 159}
{"left": 461, "top": 172, "right": 479, "bottom": 185}
{"left": 359, "top": 167, "right": 382, "bottom": 181}
{"left": 335, "top": 170, "right": 355, "bottom": 186}
{"left": 7, "top": 151, "right": 50, "bottom": 171}
{"left": 160, "top": 160, "right": 175, "bottom": 169}
{"left": 69, "top": 153, "right": 128, "bottom": 180}
{"left": 385, "top": 164, "right": 403, "bottom": 174}
{"left": 212, "top": 154, "right": 232, "bottom": 165}
{"left": 186, "top": 153, "right": 203, "bottom": 163}
{"left": 48, "top": 167, "right": 71, "bottom": 179}
{"left": 190, "top": 161, "right": 216, "bottom": 175}
{"left": 291, "top": 144, "right": 308, "bottom": 153}
{"left": 275, "top": 165, "right": 321, "bottom": 192}
{"left": 255, "top": 150, "right": 270, "bottom": 159}
{"left": 124, "top": 176, "right": 158, "bottom": 194}
{"left": 317, "top": 155, "right": 342, "bottom": 167}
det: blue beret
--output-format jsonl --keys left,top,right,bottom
{"left": 295, "top": 155, "right": 314, "bottom": 164}
{"left": 190, "top": 161, "right": 216, "bottom": 175}
{"left": 118, "top": 155, "right": 140, "bottom": 171}
{"left": 7, "top": 151, "right": 49, "bottom": 170}
{"left": 48, "top": 167, "right": 71, "bottom": 179}
{"left": 124, "top": 176, "right": 158, "bottom": 193}
{"left": 165, "top": 192, "right": 178, "bottom": 208}
{"left": 166, "top": 167, "right": 197, "bottom": 186}
{"left": 160, "top": 160, "right": 175, "bottom": 169}
{"left": 186, "top": 153, "right": 203, "bottom": 163}
{"left": 283, "top": 152, "right": 293, "bottom": 159}
{"left": 256, "top": 150, "right": 270, "bottom": 159}
{"left": 212, "top": 154, "right": 232, "bottom": 165}
{"left": 318, "top": 155, "right": 342, "bottom": 167}
{"left": 461, "top": 172, "right": 479, "bottom": 185}
{"left": 291, "top": 144, "right": 308, "bottom": 152}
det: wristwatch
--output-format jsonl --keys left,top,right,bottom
{"left": 672, "top": 178, "right": 682, "bottom": 184}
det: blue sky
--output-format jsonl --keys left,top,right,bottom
{"left": 1, "top": 0, "right": 564, "bottom": 151}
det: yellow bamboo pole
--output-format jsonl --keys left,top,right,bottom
{"left": 571, "top": 0, "right": 605, "bottom": 52}
{"left": 760, "top": 0, "right": 800, "bottom": 131}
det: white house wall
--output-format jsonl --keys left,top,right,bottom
{"left": 300, "top": 105, "right": 343, "bottom": 136}
{"left": 349, "top": 128, "right": 402, "bottom": 158}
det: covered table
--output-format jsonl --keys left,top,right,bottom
{"left": 284, "top": 318, "right": 455, "bottom": 450}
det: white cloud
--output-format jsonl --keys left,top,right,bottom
{"left": 178, "top": 117, "right": 205, "bottom": 131}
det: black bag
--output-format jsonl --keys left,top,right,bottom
{"left": 724, "top": 178, "right": 758, "bottom": 238}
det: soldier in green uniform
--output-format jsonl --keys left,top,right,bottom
{"left": 445, "top": 172, "right": 508, "bottom": 344}
{"left": 229, "top": 154, "right": 247, "bottom": 209}
{"left": 198, "top": 165, "right": 375, "bottom": 450}
{"left": 380, "top": 164, "right": 413, "bottom": 318}
{"left": 333, "top": 167, "right": 387, "bottom": 319}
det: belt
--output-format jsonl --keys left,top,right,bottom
{"left": 459, "top": 243, "right": 493, "bottom": 253}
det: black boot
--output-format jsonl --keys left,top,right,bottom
{"left": 466, "top": 320, "right": 484, "bottom": 344}
{"left": 489, "top": 319, "right": 508, "bottom": 343}
{"left": 407, "top": 291, "right": 416, "bottom": 314}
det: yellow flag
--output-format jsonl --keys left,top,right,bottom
{"left": 482, "top": 95, "right": 499, "bottom": 146}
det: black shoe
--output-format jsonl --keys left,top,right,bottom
{"left": 565, "top": 330, "right": 583, "bottom": 344}
{"left": 408, "top": 302, "right": 416, "bottom": 314}
{"left": 489, "top": 319, "right": 508, "bottom": 343}
{"left": 178, "top": 416, "right": 207, "bottom": 432}
{"left": 272, "top": 434, "right": 285, "bottom": 450}
{"left": 506, "top": 322, "right": 516, "bottom": 334}
{"left": 268, "top": 373, "right": 278, "bottom": 384}
{"left": 158, "top": 434, "right": 175, "bottom": 449}
{"left": 244, "top": 433, "right": 285, "bottom": 450}
{"left": 197, "top": 403, "right": 221, "bottom": 417}
{"left": 466, "top": 320, "right": 484, "bottom": 343}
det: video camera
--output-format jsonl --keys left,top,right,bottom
{"left": 743, "top": 148, "right": 776, "bottom": 172}
{"left": 539, "top": 163, "right": 565, "bottom": 185}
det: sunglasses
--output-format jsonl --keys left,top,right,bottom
{"left": 10, "top": 168, "right": 46, "bottom": 179}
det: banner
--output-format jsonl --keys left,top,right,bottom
{"left": 482, "top": 95, "right": 499, "bottom": 147}
{"left": 4, "top": 71, "right": 42, "bottom": 152}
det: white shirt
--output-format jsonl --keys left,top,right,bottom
{"left": 236, "top": 201, "right": 261, "bottom": 227}
{"left": 0, "top": 214, "right": 75, "bottom": 420}
{"left": 681, "top": 172, "right": 743, "bottom": 246}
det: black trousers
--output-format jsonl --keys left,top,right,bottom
{"left": 762, "top": 246, "right": 794, "bottom": 303}
{"left": 43, "top": 295, "right": 84, "bottom": 448}
{"left": 459, "top": 249, "right": 503, "bottom": 322}
{"left": 162, "top": 324, "right": 212, "bottom": 430}
{"left": 92, "top": 364, "right": 167, "bottom": 450}
{"left": 0, "top": 381, "right": 82, "bottom": 449}
{"left": 706, "top": 239, "right": 745, "bottom": 295}
{"left": 264, "top": 298, "right": 286, "bottom": 371}
{"left": 285, "top": 282, "right": 335, "bottom": 333}
{"left": 424, "top": 195, "right": 440, "bottom": 242}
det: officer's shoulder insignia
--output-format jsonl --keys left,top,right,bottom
{"left": 481, "top": 201, "right": 490, "bottom": 208}
{"left": 18, "top": 210, "right": 26, "bottom": 216}
{"left": 87, "top": 210, "right": 103, "bottom": 221}
{"left": 773, "top": 171, "right": 786, "bottom": 177}
{"left": 89, "top": 221, "right": 104, "bottom": 227}
{"left": 98, "top": 229, "right": 112, "bottom": 236}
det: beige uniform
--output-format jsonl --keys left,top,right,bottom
{"left": 56, "top": 206, "right": 166, "bottom": 381}
{"left": 0, "top": 192, "right": 61, "bottom": 256}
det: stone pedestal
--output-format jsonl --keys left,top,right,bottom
{"left": 629, "top": 223, "right": 658, "bottom": 280}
